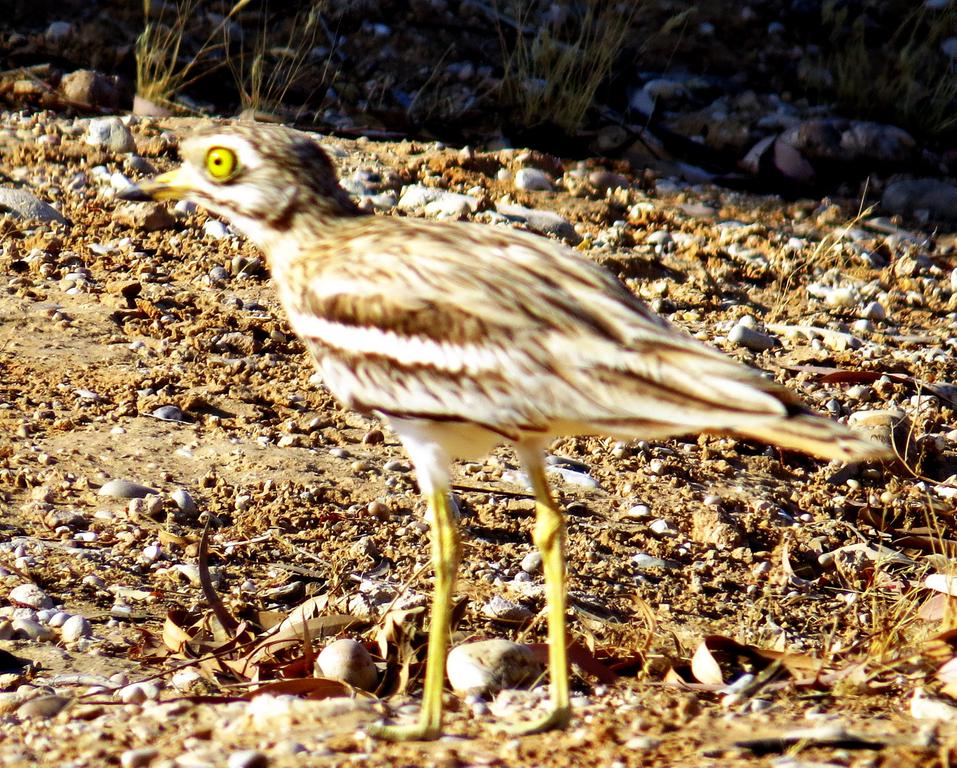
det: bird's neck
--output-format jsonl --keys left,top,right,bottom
{"left": 245, "top": 197, "right": 370, "bottom": 272}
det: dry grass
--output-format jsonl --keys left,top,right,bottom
{"left": 497, "top": 0, "right": 639, "bottom": 133}
{"left": 821, "top": 0, "right": 957, "bottom": 142}
{"left": 227, "top": 2, "right": 337, "bottom": 119}
{"left": 135, "top": 0, "right": 252, "bottom": 109}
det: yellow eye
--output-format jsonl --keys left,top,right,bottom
{"left": 205, "top": 147, "right": 237, "bottom": 180}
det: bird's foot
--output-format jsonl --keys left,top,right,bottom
{"left": 500, "top": 705, "right": 571, "bottom": 736}
{"left": 367, "top": 717, "right": 442, "bottom": 742}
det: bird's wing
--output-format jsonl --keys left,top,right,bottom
{"left": 276, "top": 217, "right": 794, "bottom": 436}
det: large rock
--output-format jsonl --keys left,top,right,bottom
{"left": 882, "top": 179, "right": 957, "bottom": 222}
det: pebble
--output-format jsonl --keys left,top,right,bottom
{"left": 46, "top": 20, "right": 73, "bottom": 40}
{"left": 151, "top": 404, "right": 188, "bottom": 422}
{"left": 514, "top": 168, "right": 553, "bottom": 191}
{"left": 110, "top": 602, "right": 134, "bottom": 620}
{"left": 861, "top": 301, "right": 886, "bottom": 321}
{"left": 495, "top": 201, "right": 580, "bottom": 243}
{"left": 728, "top": 323, "right": 775, "bottom": 352}
{"left": 85, "top": 116, "right": 136, "bottom": 153}
{"left": 520, "top": 551, "right": 543, "bottom": 574}
{"left": 0, "top": 692, "right": 24, "bottom": 714}
{"left": 171, "top": 667, "right": 204, "bottom": 691}
{"left": 60, "top": 614, "right": 92, "bottom": 642}
{"left": 174, "top": 564, "right": 222, "bottom": 587}
{"left": 845, "top": 384, "right": 871, "bottom": 402}
{"left": 47, "top": 611, "right": 70, "bottom": 628}
{"left": 120, "top": 748, "right": 159, "bottom": 768}
{"left": 115, "top": 202, "right": 175, "bottom": 231}
{"left": 397, "top": 185, "right": 479, "bottom": 216}
{"left": 423, "top": 192, "right": 481, "bottom": 218}
{"left": 316, "top": 638, "right": 378, "bottom": 691}
{"left": 625, "top": 504, "right": 651, "bottom": 518}
{"left": 847, "top": 408, "right": 908, "bottom": 445}
{"left": 632, "top": 553, "right": 683, "bottom": 570}
{"left": 648, "top": 518, "right": 674, "bottom": 536}
{"left": 546, "top": 466, "right": 599, "bottom": 488}
{"left": 481, "top": 596, "right": 533, "bottom": 622}
{"left": 12, "top": 617, "right": 55, "bottom": 641}
{"left": 170, "top": 488, "right": 197, "bottom": 514}
{"left": 9, "top": 583, "right": 54, "bottom": 610}
{"left": 203, "top": 219, "right": 231, "bottom": 239}
{"left": 589, "top": 170, "right": 630, "bottom": 192}
{"left": 17, "top": 695, "right": 71, "bottom": 720}
{"left": 99, "top": 479, "right": 158, "bottom": 499}
{"left": 117, "top": 681, "right": 161, "bottom": 704}
{"left": 883, "top": 179, "right": 957, "bottom": 222}
{"left": 446, "top": 639, "right": 541, "bottom": 696}
{"left": 0, "top": 187, "right": 69, "bottom": 225}
{"left": 227, "top": 750, "right": 269, "bottom": 768}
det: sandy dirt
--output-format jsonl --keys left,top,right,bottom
{"left": 2, "top": 114, "right": 957, "bottom": 767}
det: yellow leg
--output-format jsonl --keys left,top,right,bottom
{"left": 369, "top": 490, "right": 459, "bottom": 741}
{"left": 504, "top": 459, "right": 571, "bottom": 735}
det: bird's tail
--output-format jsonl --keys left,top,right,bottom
{"left": 727, "top": 413, "right": 891, "bottom": 462}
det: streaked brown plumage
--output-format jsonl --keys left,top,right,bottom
{"left": 121, "top": 122, "right": 887, "bottom": 740}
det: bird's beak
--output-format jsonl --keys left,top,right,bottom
{"left": 118, "top": 166, "right": 191, "bottom": 202}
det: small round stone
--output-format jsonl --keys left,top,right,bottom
{"left": 728, "top": 324, "right": 775, "bottom": 352}
{"left": 316, "top": 638, "right": 378, "bottom": 691}
{"left": 514, "top": 168, "right": 553, "bottom": 191}
{"left": 520, "top": 551, "right": 543, "bottom": 574}
{"left": 98, "top": 479, "right": 157, "bottom": 499}
{"left": 60, "top": 614, "right": 92, "bottom": 642}
{"left": 17, "top": 695, "right": 71, "bottom": 720}
{"left": 446, "top": 639, "right": 541, "bottom": 696}
{"left": 9, "top": 583, "right": 54, "bottom": 610}
{"left": 227, "top": 750, "right": 269, "bottom": 768}
{"left": 170, "top": 488, "right": 197, "bottom": 513}
{"left": 203, "top": 219, "right": 231, "bottom": 239}
{"left": 861, "top": 301, "right": 886, "bottom": 321}
{"left": 120, "top": 748, "right": 158, "bottom": 768}
{"left": 481, "top": 596, "right": 534, "bottom": 622}
{"left": 12, "top": 617, "right": 55, "bottom": 641}
{"left": 117, "top": 681, "right": 160, "bottom": 704}
{"left": 151, "top": 405, "right": 187, "bottom": 422}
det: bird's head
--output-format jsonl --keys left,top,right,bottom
{"left": 119, "top": 122, "right": 360, "bottom": 247}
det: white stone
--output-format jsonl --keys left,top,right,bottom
{"left": 728, "top": 323, "right": 775, "bottom": 352}
{"left": 86, "top": 117, "right": 136, "bottom": 153}
{"left": 117, "top": 681, "right": 160, "bottom": 704}
{"left": 9, "top": 583, "right": 54, "bottom": 610}
{"left": 481, "top": 596, "right": 533, "bottom": 622}
{"left": 514, "top": 168, "right": 553, "bottom": 191}
{"left": 861, "top": 301, "right": 886, "bottom": 321}
{"left": 13, "top": 618, "right": 55, "bottom": 641}
{"left": 316, "top": 638, "right": 378, "bottom": 691}
{"left": 227, "top": 750, "right": 268, "bottom": 768}
{"left": 120, "top": 748, "right": 159, "bottom": 768}
{"left": 170, "top": 488, "right": 196, "bottom": 514}
{"left": 649, "top": 518, "right": 674, "bottom": 535}
{"left": 60, "top": 615, "right": 92, "bottom": 642}
{"left": 98, "top": 479, "right": 156, "bottom": 499}
{"left": 446, "top": 639, "right": 541, "bottom": 696}
{"left": 203, "top": 219, "right": 230, "bottom": 239}
{"left": 520, "top": 551, "right": 542, "bottom": 574}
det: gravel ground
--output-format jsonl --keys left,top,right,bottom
{"left": 2, "top": 111, "right": 957, "bottom": 767}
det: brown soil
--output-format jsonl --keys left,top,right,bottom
{"left": 2, "top": 115, "right": 957, "bottom": 767}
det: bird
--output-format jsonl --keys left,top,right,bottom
{"left": 120, "top": 122, "right": 888, "bottom": 741}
